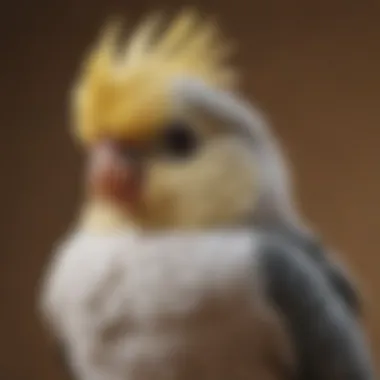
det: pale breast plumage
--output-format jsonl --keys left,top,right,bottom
{"left": 41, "top": 230, "right": 293, "bottom": 380}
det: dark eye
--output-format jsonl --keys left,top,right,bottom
{"left": 160, "top": 122, "right": 198, "bottom": 158}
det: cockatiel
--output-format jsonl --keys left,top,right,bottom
{"left": 40, "top": 9, "right": 375, "bottom": 380}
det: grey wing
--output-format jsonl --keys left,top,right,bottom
{"left": 296, "top": 237, "right": 361, "bottom": 316}
{"left": 268, "top": 225, "right": 362, "bottom": 315}
{"left": 321, "top": 252, "right": 362, "bottom": 315}
{"left": 256, "top": 236, "right": 375, "bottom": 380}
{"left": 55, "top": 343, "right": 75, "bottom": 379}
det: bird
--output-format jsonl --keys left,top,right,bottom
{"left": 39, "top": 9, "right": 375, "bottom": 380}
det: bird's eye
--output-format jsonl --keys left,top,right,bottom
{"left": 160, "top": 122, "right": 198, "bottom": 158}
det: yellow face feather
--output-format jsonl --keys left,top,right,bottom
{"left": 72, "top": 10, "right": 260, "bottom": 233}
{"left": 72, "top": 9, "right": 237, "bottom": 146}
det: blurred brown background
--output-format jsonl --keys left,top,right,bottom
{"left": 1, "top": 0, "right": 379, "bottom": 379}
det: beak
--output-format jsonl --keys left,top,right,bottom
{"left": 87, "top": 140, "right": 143, "bottom": 205}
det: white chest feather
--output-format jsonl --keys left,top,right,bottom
{"left": 41, "top": 230, "right": 289, "bottom": 380}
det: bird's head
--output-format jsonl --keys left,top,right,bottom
{"left": 73, "top": 10, "right": 298, "bottom": 232}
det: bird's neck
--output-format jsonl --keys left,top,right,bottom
{"left": 78, "top": 198, "right": 136, "bottom": 233}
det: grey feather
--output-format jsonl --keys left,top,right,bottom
{"left": 262, "top": 224, "right": 362, "bottom": 315}
{"left": 257, "top": 235, "right": 374, "bottom": 380}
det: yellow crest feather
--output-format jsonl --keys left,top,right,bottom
{"left": 72, "top": 9, "right": 237, "bottom": 145}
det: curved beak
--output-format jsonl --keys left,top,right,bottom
{"left": 87, "top": 140, "right": 143, "bottom": 205}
